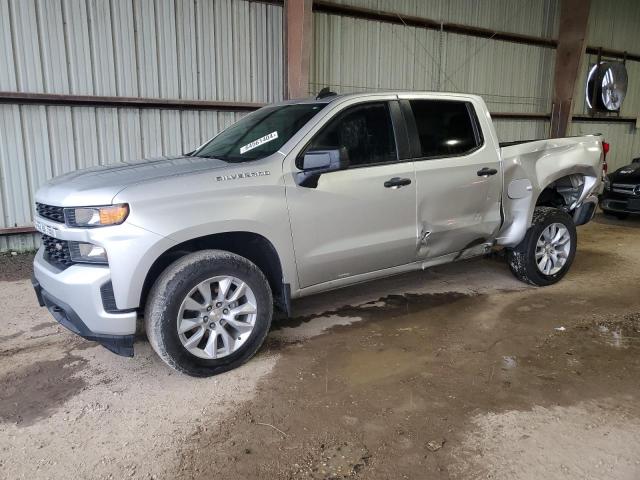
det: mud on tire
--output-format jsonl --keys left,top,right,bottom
{"left": 506, "top": 207, "right": 577, "bottom": 287}
{"left": 145, "top": 250, "right": 273, "bottom": 377}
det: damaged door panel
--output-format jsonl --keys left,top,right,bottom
{"left": 403, "top": 98, "right": 502, "bottom": 260}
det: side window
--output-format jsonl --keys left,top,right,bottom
{"left": 409, "top": 100, "right": 482, "bottom": 158}
{"left": 306, "top": 102, "right": 397, "bottom": 167}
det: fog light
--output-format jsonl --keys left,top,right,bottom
{"left": 68, "top": 241, "right": 108, "bottom": 264}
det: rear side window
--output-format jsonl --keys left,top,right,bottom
{"left": 409, "top": 100, "right": 482, "bottom": 158}
{"left": 306, "top": 102, "right": 397, "bottom": 167}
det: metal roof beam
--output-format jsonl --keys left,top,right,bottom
{"left": 311, "top": 0, "right": 640, "bottom": 62}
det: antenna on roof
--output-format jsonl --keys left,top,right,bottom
{"left": 316, "top": 87, "right": 337, "bottom": 100}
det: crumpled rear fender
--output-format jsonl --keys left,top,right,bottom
{"left": 496, "top": 135, "right": 603, "bottom": 247}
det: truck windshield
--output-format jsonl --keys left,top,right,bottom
{"left": 194, "top": 103, "right": 326, "bottom": 162}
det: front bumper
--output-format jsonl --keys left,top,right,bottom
{"left": 32, "top": 248, "right": 137, "bottom": 356}
{"left": 599, "top": 195, "right": 640, "bottom": 214}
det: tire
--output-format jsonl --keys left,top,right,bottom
{"left": 145, "top": 250, "right": 273, "bottom": 377}
{"left": 506, "top": 207, "right": 577, "bottom": 287}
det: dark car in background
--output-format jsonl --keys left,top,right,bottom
{"left": 600, "top": 158, "right": 640, "bottom": 219}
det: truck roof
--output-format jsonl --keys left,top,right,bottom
{"left": 280, "top": 91, "right": 485, "bottom": 106}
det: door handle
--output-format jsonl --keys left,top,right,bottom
{"left": 384, "top": 177, "right": 412, "bottom": 189}
{"left": 477, "top": 167, "right": 498, "bottom": 177}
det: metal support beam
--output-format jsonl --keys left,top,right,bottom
{"left": 550, "top": 0, "right": 591, "bottom": 138}
{"left": 311, "top": 0, "right": 640, "bottom": 63}
{"left": 284, "top": 0, "right": 313, "bottom": 99}
{"left": 0, "top": 226, "right": 36, "bottom": 236}
{"left": 313, "top": 1, "right": 557, "bottom": 49}
{"left": 0, "top": 91, "right": 264, "bottom": 111}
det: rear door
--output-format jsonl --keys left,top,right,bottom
{"left": 403, "top": 98, "right": 502, "bottom": 259}
{"left": 286, "top": 101, "right": 418, "bottom": 288}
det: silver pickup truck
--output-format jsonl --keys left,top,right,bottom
{"left": 31, "top": 91, "right": 606, "bottom": 376}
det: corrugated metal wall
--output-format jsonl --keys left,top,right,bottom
{"left": 0, "top": 0, "right": 283, "bottom": 100}
{"left": 0, "top": 0, "right": 283, "bottom": 251}
{"left": 570, "top": 0, "right": 640, "bottom": 173}
{"left": 2, "top": 0, "right": 639, "bottom": 252}
{"left": 569, "top": 121, "right": 640, "bottom": 173}
{"left": 310, "top": 0, "right": 558, "bottom": 141}
{"left": 321, "top": 0, "right": 559, "bottom": 37}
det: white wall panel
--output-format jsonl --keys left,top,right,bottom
{"left": 11, "top": 0, "right": 45, "bottom": 92}
{"left": 568, "top": 0, "right": 640, "bottom": 172}
{"left": 326, "top": 0, "right": 559, "bottom": 37}
{"left": 587, "top": 0, "right": 640, "bottom": 53}
{"left": 21, "top": 106, "right": 53, "bottom": 191}
{"left": 119, "top": 109, "right": 144, "bottom": 163}
{"left": 88, "top": 0, "right": 117, "bottom": 95}
{"left": 493, "top": 119, "right": 549, "bottom": 143}
{"left": 1, "top": 0, "right": 283, "bottom": 100}
{"left": 0, "top": 0, "right": 17, "bottom": 91}
{"left": 141, "top": 110, "right": 164, "bottom": 158}
{"left": 569, "top": 122, "right": 640, "bottom": 173}
{"left": 37, "top": 0, "right": 70, "bottom": 93}
{"left": 111, "top": 0, "right": 139, "bottom": 96}
{"left": 62, "top": 0, "right": 94, "bottom": 94}
{"left": 0, "top": 0, "right": 282, "bottom": 249}
{"left": 0, "top": 105, "right": 31, "bottom": 228}
{"left": 312, "top": 12, "right": 555, "bottom": 114}
{"left": 72, "top": 109, "right": 100, "bottom": 170}
{"left": 46, "top": 106, "right": 77, "bottom": 176}
{"left": 0, "top": 105, "right": 244, "bottom": 232}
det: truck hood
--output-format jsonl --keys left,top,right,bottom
{"left": 609, "top": 162, "right": 640, "bottom": 183}
{"left": 35, "top": 156, "right": 230, "bottom": 206}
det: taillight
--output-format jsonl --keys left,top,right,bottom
{"left": 602, "top": 141, "right": 609, "bottom": 173}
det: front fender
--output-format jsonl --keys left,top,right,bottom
{"left": 110, "top": 158, "right": 298, "bottom": 308}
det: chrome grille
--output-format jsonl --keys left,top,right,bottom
{"left": 36, "top": 203, "right": 65, "bottom": 223}
{"left": 611, "top": 184, "right": 639, "bottom": 196}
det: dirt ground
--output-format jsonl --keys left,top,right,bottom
{"left": 1, "top": 213, "right": 639, "bottom": 480}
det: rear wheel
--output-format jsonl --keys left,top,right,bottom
{"left": 145, "top": 250, "right": 273, "bottom": 377}
{"left": 506, "top": 207, "right": 577, "bottom": 286}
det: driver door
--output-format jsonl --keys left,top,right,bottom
{"left": 286, "top": 101, "right": 418, "bottom": 288}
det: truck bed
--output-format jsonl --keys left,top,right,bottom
{"left": 499, "top": 139, "right": 544, "bottom": 148}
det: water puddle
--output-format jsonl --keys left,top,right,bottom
{"left": 0, "top": 352, "right": 88, "bottom": 426}
{"left": 595, "top": 315, "right": 640, "bottom": 348}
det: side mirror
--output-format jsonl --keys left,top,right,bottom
{"left": 296, "top": 148, "right": 349, "bottom": 188}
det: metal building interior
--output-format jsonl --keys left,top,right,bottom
{"left": 1, "top": 0, "right": 639, "bottom": 250}
{"left": 1, "top": 1, "right": 640, "bottom": 479}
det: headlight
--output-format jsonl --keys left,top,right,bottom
{"left": 64, "top": 204, "right": 129, "bottom": 227}
{"left": 68, "top": 241, "right": 108, "bottom": 264}
{"left": 604, "top": 176, "right": 611, "bottom": 191}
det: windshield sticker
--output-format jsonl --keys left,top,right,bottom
{"left": 240, "top": 131, "right": 278, "bottom": 154}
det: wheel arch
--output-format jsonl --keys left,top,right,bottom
{"left": 534, "top": 173, "right": 589, "bottom": 211}
{"left": 498, "top": 171, "right": 596, "bottom": 247}
{"left": 140, "top": 231, "right": 290, "bottom": 316}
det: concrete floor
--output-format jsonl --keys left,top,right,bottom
{"left": 1, "top": 213, "right": 639, "bottom": 480}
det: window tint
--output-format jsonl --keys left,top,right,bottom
{"left": 306, "top": 102, "right": 397, "bottom": 167}
{"left": 409, "top": 100, "right": 481, "bottom": 158}
{"left": 195, "top": 103, "right": 326, "bottom": 162}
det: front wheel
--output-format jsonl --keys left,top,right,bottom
{"left": 506, "top": 207, "right": 577, "bottom": 286}
{"left": 145, "top": 250, "right": 273, "bottom": 377}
